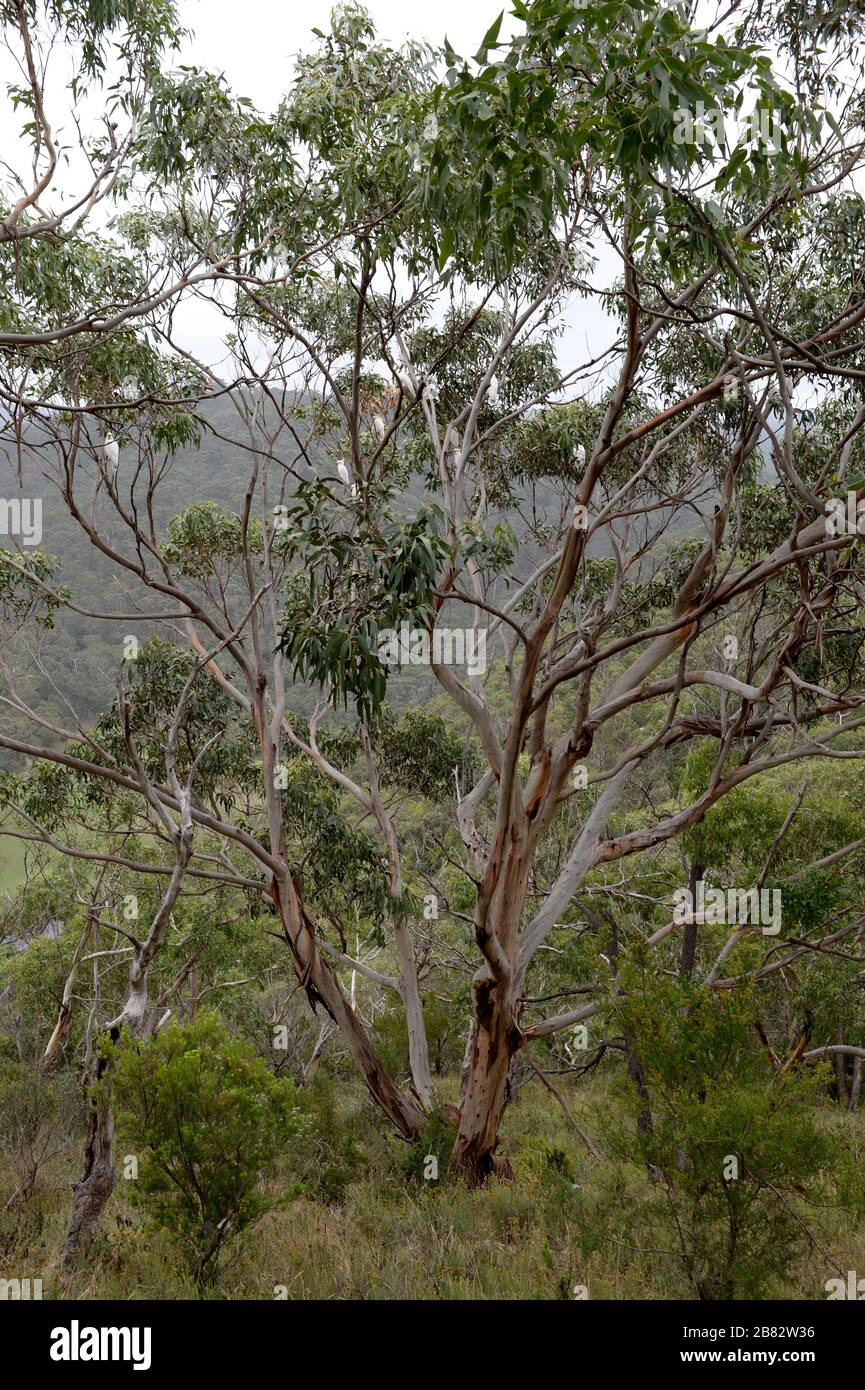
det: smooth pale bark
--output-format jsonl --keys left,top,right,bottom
{"left": 59, "top": 793, "right": 194, "bottom": 1266}
{"left": 41, "top": 912, "right": 93, "bottom": 1071}
{"left": 361, "top": 722, "right": 434, "bottom": 1106}
{"left": 259, "top": 703, "right": 424, "bottom": 1139}
{"left": 304, "top": 1019, "right": 336, "bottom": 1079}
{"left": 394, "top": 916, "right": 434, "bottom": 1107}
{"left": 804, "top": 1045, "right": 865, "bottom": 1060}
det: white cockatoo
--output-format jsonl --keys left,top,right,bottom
{"left": 486, "top": 374, "right": 500, "bottom": 408}
{"left": 396, "top": 367, "right": 415, "bottom": 397}
{"left": 335, "top": 458, "right": 357, "bottom": 497}
{"left": 422, "top": 374, "right": 440, "bottom": 406}
{"left": 101, "top": 437, "right": 119, "bottom": 473}
{"left": 573, "top": 442, "right": 586, "bottom": 469}
{"left": 373, "top": 413, "right": 387, "bottom": 442}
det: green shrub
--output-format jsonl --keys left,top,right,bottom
{"left": 398, "top": 1104, "right": 456, "bottom": 1186}
{"left": 292, "top": 1071, "right": 366, "bottom": 1204}
{"left": 111, "top": 1014, "right": 300, "bottom": 1286}
{"left": 579, "top": 977, "right": 863, "bottom": 1299}
{"left": 372, "top": 993, "right": 463, "bottom": 1078}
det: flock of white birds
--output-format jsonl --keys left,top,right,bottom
{"left": 95, "top": 364, "right": 512, "bottom": 503}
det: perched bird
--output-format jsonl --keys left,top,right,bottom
{"left": 373, "top": 413, "right": 387, "bottom": 442}
{"left": 396, "top": 368, "right": 415, "bottom": 397}
{"left": 573, "top": 442, "right": 586, "bottom": 469}
{"left": 422, "top": 374, "right": 440, "bottom": 405}
{"left": 101, "top": 437, "right": 119, "bottom": 474}
{"left": 487, "top": 374, "right": 500, "bottom": 407}
{"left": 335, "top": 458, "right": 357, "bottom": 497}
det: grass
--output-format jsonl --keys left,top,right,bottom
{"left": 2, "top": 1072, "right": 864, "bottom": 1301}
{"left": 0, "top": 838, "right": 26, "bottom": 898}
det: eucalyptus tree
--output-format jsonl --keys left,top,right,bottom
{"left": 205, "top": 0, "right": 865, "bottom": 1180}
{"left": 251, "top": 0, "right": 865, "bottom": 1178}
{"left": 4, "top": 0, "right": 865, "bottom": 1205}
{"left": 414, "top": 0, "right": 865, "bottom": 1178}
{"left": 0, "top": 0, "right": 211, "bottom": 354}
{"left": 1, "top": 9, "right": 456, "bottom": 1238}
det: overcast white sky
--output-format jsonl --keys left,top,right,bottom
{"left": 174, "top": 0, "right": 508, "bottom": 106}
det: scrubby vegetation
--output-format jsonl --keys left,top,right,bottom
{"left": 3, "top": 1042, "right": 865, "bottom": 1301}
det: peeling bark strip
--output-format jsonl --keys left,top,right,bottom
{"left": 450, "top": 844, "right": 530, "bottom": 1182}
{"left": 451, "top": 973, "right": 515, "bottom": 1181}
{"left": 269, "top": 873, "right": 423, "bottom": 1138}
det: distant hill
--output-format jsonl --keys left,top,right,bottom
{"left": 0, "top": 394, "right": 492, "bottom": 753}
{"left": 0, "top": 391, "right": 707, "bottom": 763}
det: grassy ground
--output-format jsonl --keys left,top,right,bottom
{"left": 0, "top": 839, "right": 26, "bottom": 898}
{"left": 3, "top": 1074, "right": 863, "bottom": 1300}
